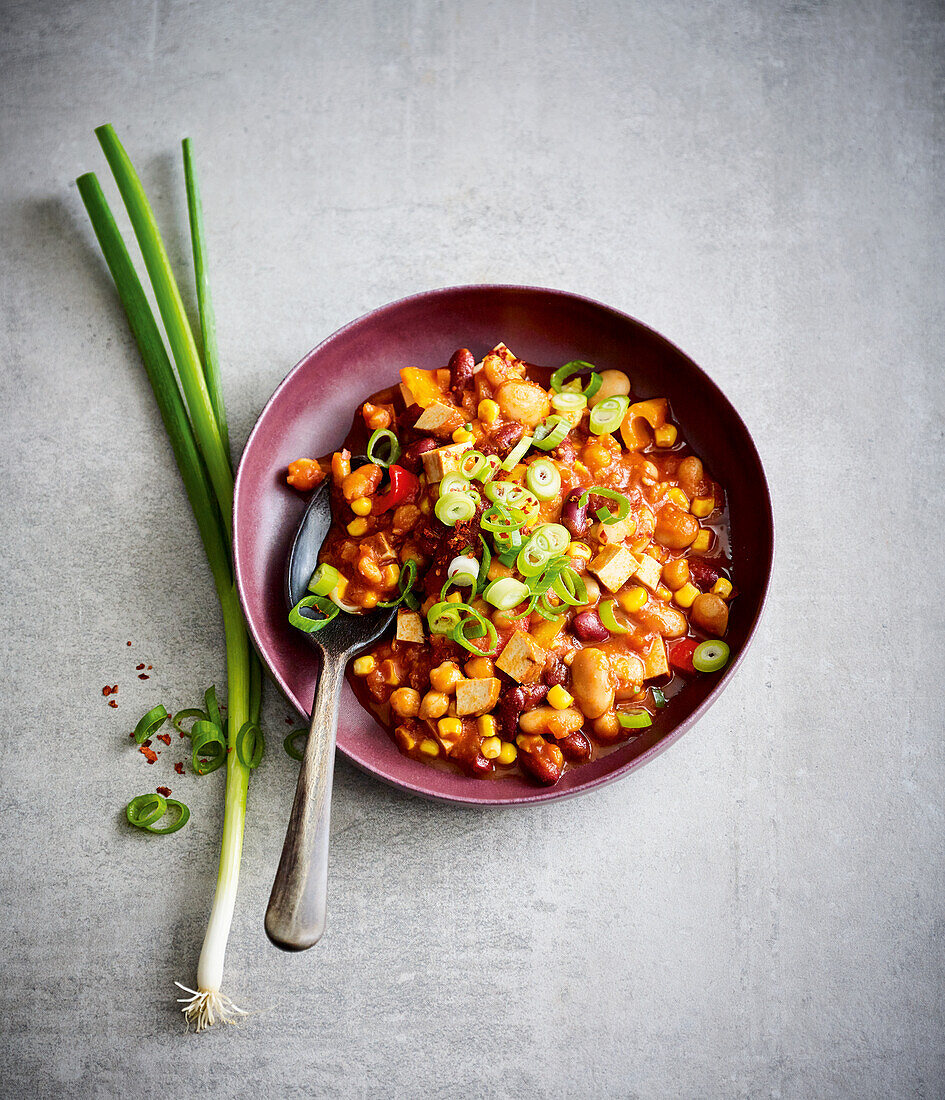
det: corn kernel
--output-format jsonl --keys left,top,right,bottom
{"left": 447, "top": 591, "right": 462, "bottom": 604}
{"left": 654, "top": 424, "right": 678, "bottom": 448}
{"left": 452, "top": 427, "right": 475, "bottom": 444}
{"left": 547, "top": 684, "right": 574, "bottom": 710}
{"left": 478, "top": 399, "right": 499, "bottom": 425}
{"left": 691, "top": 496, "right": 714, "bottom": 518}
{"left": 674, "top": 582, "right": 700, "bottom": 609}
{"left": 692, "top": 529, "right": 712, "bottom": 553}
{"left": 667, "top": 487, "right": 690, "bottom": 510}
{"left": 420, "top": 498, "right": 431, "bottom": 515}
{"left": 497, "top": 741, "right": 517, "bottom": 765}
{"left": 430, "top": 661, "right": 463, "bottom": 694}
{"left": 395, "top": 726, "right": 416, "bottom": 752}
{"left": 350, "top": 497, "right": 372, "bottom": 516}
{"left": 360, "top": 591, "right": 379, "bottom": 609}
{"left": 382, "top": 563, "right": 401, "bottom": 587}
{"left": 347, "top": 518, "right": 368, "bottom": 537}
{"left": 567, "top": 541, "right": 592, "bottom": 561}
{"left": 481, "top": 736, "right": 502, "bottom": 759}
{"left": 419, "top": 738, "right": 440, "bottom": 757}
{"left": 437, "top": 717, "right": 463, "bottom": 737}
{"left": 477, "top": 714, "right": 498, "bottom": 739}
{"left": 352, "top": 655, "right": 376, "bottom": 676}
{"left": 573, "top": 461, "right": 590, "bottom": 478}
{"left": 618, "top": 586, "right": 647, "bottom": 613}
{"left": 712, "top": 577, "right": 733, "bottom": 599}
{"left": 380, "top": 659, "right": 400, "bottom": 685}
{"left": 655, "top": 585, "right": 672, "bottom": 602}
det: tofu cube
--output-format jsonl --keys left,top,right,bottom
{"left": 421, "top": 441, "right": 473, "bottom": 483}
{"left": 631, "top": 552, "right": 663, "bottom": 593}
{"left": 589, "top": 545, "right": 636, "bottom": 593}
{"left": 455, "top": 677, "right": 501, "bottom": 717}
{"left": 642, "top": 637, "right": 669, "bottom": 679}
{"left": 395, "top": 609, "right": 425, "bottom": 644}
{"left": 413, "top": 400, "right": 465, "bottom": 437}
{"left": 495, "top": 630, "right": 546, "bottom": 683}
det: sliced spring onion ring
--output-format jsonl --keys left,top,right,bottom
{"left": 434, "top": 491, "right": 477, "bottom": 526}
{"left": 204, "top": 684, "right": 222, "bottom": 731}
{"left": 126, "top": 793, "right": 190, "bottom": 834}
{"left": 579, "top": 486, "right": 632, "bottom": 524}
{"left": 191, "top": 718, "right": 227, "bottom": 775}
{"left": 652, "top": 686, "right": 668, "bottom": 708}
{"left": 533, "top": 523, "right": 571, "bottom": 555}
{"left": 451, "top": 607, "right": 499, "bottom": 656}
{"left": 379, "top": 558, "right": 419, "bottom": 609}
{"left": 476, "top": 535, "right": 492, "bottom": 589}
{"left": 236, "top": 721, "right": 264, "bottom": 769}
{"left": 551, "top": 567, "right": 588, "bottom": 606}
{"left": 481, "top": 501, "right": 526, "bottom": 534}
{"left": 483, "top": 576, "right": 530, "bottom": 610}
{"left": 172, "top": 707, "right": 208, "bottom": 735}
{"left": 589, "top": 394, "right": 630, "bottom": 435}
{"left": 448, "top": 554, "right": 480, "bottom": 586}
{"left": 459, "top": 450, "right": 497, "bottom": 482}
{"left": 598, "top": 598, "right": 631, "bottom": 634}
{"left": 692, "top": 640, "right": 730, "bottom": 673}
{"left": 133, "top": 704, "right": 169, "bottom": 745}
{"left": 289, "top": 593, "right": 340, "bottom": 633}
{"left": 517, "top": 539, "right": 552, "bottom": 577}
{"left": 366, "top": 427, "right": 401, "bottom": 468}
{"left": 551, "top": 360, "right": 603, "bottom": 398}
{"left": 617, "top": 710, "right": 653, "bottom": 730}
{"left": 427, "top": 601, "right": 465, "bottom": 635}
{"left": 525, "top": 458, "right": 561, "bottom": 500}
{"left": 283, "top": 728, "right": 308, "bottom": 761}
{"left": 531, "top": 415, "right": 570, "bottom": 451}
{"left": 551, "top": 391, "right": 587, "bottom": 414}
{"left": 500, "top": 435, "right": 533, "bottom": 471}
{"left": 307, "top": 563, "right": 340, "bottom": 596}
{"left": 439, "top": 472, "right": 472, "bottom": 496}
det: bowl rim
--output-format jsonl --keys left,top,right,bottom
{"left": 233, "top": 282, "right": 774, "bottom": 806}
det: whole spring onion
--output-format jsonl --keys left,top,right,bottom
{"left": 366, "top": 427, "right": 401, "bottom": 468}
{"left": 127, "top": 793, "right": 191, "bottom": 835}
{"left": 525, "top": 458, "right": 561, "bottom": 500}
{"left": 78, "top": 127, "right": 261, "bottom": 1030}
{"left": 589, "top": 394, "right": 630, "bottom": 436}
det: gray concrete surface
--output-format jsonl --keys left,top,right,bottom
{"left": 1, "top": 1, "right": 943, "bottom": 1096}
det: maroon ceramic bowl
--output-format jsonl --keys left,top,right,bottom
{"left": 233, "top": 285, "right": 773, "bottom": 806}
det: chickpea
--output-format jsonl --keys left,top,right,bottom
{"left": 636, "top": 602, "right": 688, "bottom": 638}
{"left": 583, "top": 442, "right": 612, "bottom": 472}
{"left": 654, "top": 504, "right": 699, "bottom": 550}
{"left": 495, "top": 380, "right": 551, "bottom": 427}
{"left": 518, "top": 706, "right": 584, "bottom": 738}
{"left": 691, "top": 593, "right": 729, "bottom": 636}
{"left": 492, "top": 608, "right": 527, "bottom": 630}
{"left": 361, "top": 402, "right": 392, "bottom": 431}
{"left": 389, "top": 687, "right": 421, "bottom": 718}
{"left": 588, "top": 369, "right": 631, "bottom": 408}
{"left": 429, "top": 661, "right": 463, "bottom": 694}
{"left": 342, "top": 463, "right": 383, "bottom": 502}
{"left": 331, "top": 449, "right": 351, "bottom": 487}
{"left": 392, "top": 504, "right": 422, "bottom": 537}
{"left": 464, "top": 656, "right": 494, "bottom": 679}
{"left": 418, "top": 690, "right": 450, "bottom": 719}
{"left": 569, "top": 647, "right": 615, "bottom": 720}
{"left": 592, "top": 712, "right": 621, "bottom": 742}
{"left": 662, "top": 558, "right": 690, "bottom": 591}
{"left": 357, "top": 553, "right": 383, "bottom": 585}
{"left": 677, "top": 456, "right": 706, "bottom": 499}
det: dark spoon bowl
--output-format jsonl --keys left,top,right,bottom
{"left": 233, "top": 284, "right": 774, "bottom": 807}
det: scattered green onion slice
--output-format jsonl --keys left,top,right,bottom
{"left": 379, "top": 557, "right": 419, "bottom": 609}
{"left": 483, "top": 577, "right": 530, "bottom": 610}
{"left": 126, "top": 793, "right": 190, "bottom": 834}
{"left": 427, "top": 601, "right": 465, "bottom": 635}
{"left": 283, "top": 728, "right": 308, "bottom": 761}
{"left": 588, "top": 394, "right": 630, "bottom": 436}
{"left": 308, "top": 562, "right": 340, "bottom": 597}
{"left": 617, "top": 710, "right": 653, "bottom": 730}
{"left": 550, "top": 391, "right": 588, "bottom": 414}
{"left": 517, "top": 540, "right": 552, "bottom": 577}
{"left": 448, "top": 554, "right": 480, "bottom": 587}
{"left": 550, "top": 360, "right": 603, "bottom": 398}
{"left": 204, "top": 684, "right": 222, "bottom": 730}
{"left": 289, "top": 593, "right": 340, "bottom": 633}
{"left": 366, "top": 427, "right": 401, "bottom": 468}
{"left": 525, "top": 458, "right": 561, "bottom": 500}
{"left": 191, "top": 718, "right": 227, "bottom": 775}
{"left": 439, "top": 472, "right": 472, "bottom": 496}
{"left": 533, "top": 523, "right": 571, "bottom": 556}
{"left": 579, "top": 486, "right": 632, "bottom": 524}
{"left": 460, "top": 450, "right": 496, "bottom": 482}
{"left": 451, "top": 608, "right": 499, "bottom": 656}
{"left": 235, "top": 721, "right": 264, "bottom": 769}
{"left": 481, "top": 501, "right": 526, "bottom": 534}
{"left": 598, "top": 598, "right": 631, "bottom": 634}
{"left": 652, "top": 686, "right": 668, "bottom": 708}
{"left": 500, "top": 435, "right": 533, "bottom": 471}
{"left": 692, "top": 640, "right": 730, "bottom": 673}
{"left": 434, "top": 491, "right": 477, "bottom": 526}
{"left": 551, "top": 567, "right": 588, "bottom": 606}
{"left": 133, "top": 704, "right": 169, "bottom": 745}
{"left": 172, "top": 707, "right": 208, "bottom": 735}
{"left": 531, "top": 415, "right": 570, "bottom": 451}
{"left": 477, "top": 535, "right": 492, "bottom": 589}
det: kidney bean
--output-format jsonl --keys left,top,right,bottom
{"left": 572, "top": 610, "right": 610, "bottom": 643}
{"left": 485, "top": 421, "right": 524, "bottom": 456}
{"left": 521, "top": 682, "right": 550, "bottom": 709}
{"left": 449, "top": 348, "right": 476, "bottom": 402}
{"left": 688, "top": 557, "right": 725, "bottom": 589}
{"left": 517, "top": 735, "right": 564, "bottom": 785}
{"left": 558, "top": 731, "right": 591, "bottom": 763}
{"left": 543, "top": 655, "right": 568, "bottom": 687}
{"left": 552, "top": 436, "right": 577, "bottom": 465}
{"left": 560, "top": 487, "right": 589, "bottom": 538}
{"left": 495, "top": 683, "right": 549, "bottom": 739}
{"left": 399, "top": 437, "right": 438, "bottom": 474}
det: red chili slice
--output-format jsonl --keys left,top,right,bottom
{"left": 371, "top": 465, "right": 419, "bottom": 514}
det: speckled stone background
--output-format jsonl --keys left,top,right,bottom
{"left": 1, "top": 1, "right": 943, "bottom": 1096}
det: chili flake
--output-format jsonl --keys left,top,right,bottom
{"left": 139, "top": 745, "right": 158, "bottom": 764}
{"left": 156, "top": 786, "right": 172, "bottom": 797}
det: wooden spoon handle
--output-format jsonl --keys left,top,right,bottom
{"left": 265, "top": 650, "right": 345, "bottom": 951}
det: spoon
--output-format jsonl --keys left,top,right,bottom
{"left": 265, "top": 478, "right": 396, "bottom": 951}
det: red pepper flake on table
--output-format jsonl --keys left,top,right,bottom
{"left": 138, "top": 673, "right": 149, "bottom": 680}
{"left": 108, "top": 700, "right": 118, "bottom": 709}
{"left": 136, "top": 663, "right": 145, "bottom": 670}
{"left": 156, "top": 786, "right": 172, "bottom": 797}
{"left": 139, "top": 744, "right": 158, "bottom": 764}
{"left": 174, "top": 761, "right": 185, "bottom": 775}
{"left": 102, "top": 684, "right": 118, "bottom": 696}
{"left": 156, "top": 733, "right": 171, "bottom": 746}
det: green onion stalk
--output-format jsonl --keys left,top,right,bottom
{"left": 77, "top": 126, "right": 262, "bottom": 1031}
